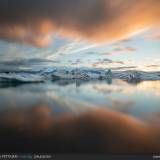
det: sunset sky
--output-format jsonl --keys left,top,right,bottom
{"left": 0, "top": 0, "right": 159, "bottom": 71}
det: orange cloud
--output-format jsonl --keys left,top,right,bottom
{"left": 0, "top": 0, "right": 159, "bottom": 46}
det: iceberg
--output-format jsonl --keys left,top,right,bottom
{"left": 0, "top": 72, "right": 45, "bottom": 83}
{"left": 0, "top": 67, "right": 160, "bottom": 84}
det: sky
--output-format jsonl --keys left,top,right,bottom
{"left": 0, "top": 0, "right": 159, "bottom": 71}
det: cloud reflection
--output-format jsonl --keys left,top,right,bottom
{"left": 94, "top": 80, "right": 160, "bottom": 97}
{"left": 0, "top": 105, "right": 160, "bottom": 153}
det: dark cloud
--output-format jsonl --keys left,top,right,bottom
{"left": 0, "top": 58, "right": 56, "bottom": 72}
{"left": 0, "top": 0, "right": 159, "bottom": 46}
{"left": 0, "top": 58, "right": 54, "bottom": 65}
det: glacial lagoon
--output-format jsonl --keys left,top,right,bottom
{"left": 0, "top": 79, "right": 160, "bottom": 153}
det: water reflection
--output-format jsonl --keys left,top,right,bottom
{"left": 0, "top": 79, "right": 160, "bottom": 116}
{"left": 0, "top": 80, "right": 160, "bottom": 153}
{"left": 136, "top": 81, "right": 160, "bottom": 97}
{"left": 0, "top": 106, "right": 160, "bottom": 153}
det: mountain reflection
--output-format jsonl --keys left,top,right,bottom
{"left": 0, "top": 105, "right": 160, "bottom": 153}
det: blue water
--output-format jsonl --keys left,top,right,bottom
{"left": 0, "top": 79, "right": 160, "bottom": 153}
{"left": 0, "top": 79, "right": 160, "bottom": 118}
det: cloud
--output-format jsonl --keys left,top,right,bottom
{"left": 146, "top": 64, "right": 160, "bottom": 68}
{"left": 101, "top": 45, "right": 136, "bottom": 56}
{"left": 92, "top": 59, "right": 124, "bottom": 67}
{"left": 0, "top": 0, "right": 159, "bottom": 46}
{"left": 143, "top": 28, "right": 160, "bottom": 40}
{"left": 113, "top": 46, "right": 136, "bottom": 53}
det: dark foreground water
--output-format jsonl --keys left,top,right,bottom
{"left": 0, "top": 79, "right": 160, "bottom": 154}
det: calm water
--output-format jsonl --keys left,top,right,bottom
{"left": 0, "top": 79, "right": 160, "bottom": 116}
{"left": 0, "top": 79, "right": 160, "bottom": 153}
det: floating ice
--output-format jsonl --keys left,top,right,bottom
{"left": 0, "top": 68, "right": 160, "bottom": 83}
{"left": 0, "top": 72, "right": 45, "bottom": 83}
